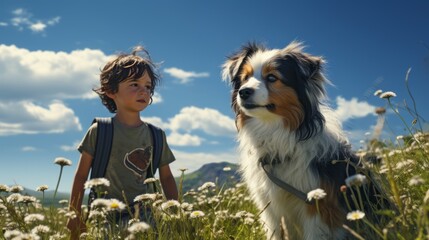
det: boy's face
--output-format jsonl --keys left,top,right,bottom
{"left": 107, "top": 72, "right": 152, "bottom": 113}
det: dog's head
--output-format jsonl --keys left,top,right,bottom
{"left": 222, "top": 41, "right": 327, "bottom": 140}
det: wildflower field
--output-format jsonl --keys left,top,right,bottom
{"left": 1, "top": 84, "right": 429, "bottom": 239}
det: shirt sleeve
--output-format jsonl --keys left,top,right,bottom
{"left": 159, "top": 130, "right": 175, "bottom": 167}
{"left": 77, "top": 122, "right": 97, "bottom": 157}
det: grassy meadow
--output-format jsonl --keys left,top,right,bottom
{"left": 1, "top": 83, "right": 429, "bottom": 239}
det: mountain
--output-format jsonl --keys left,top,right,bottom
{"left": 20, "top": 188, "right": 72, "bottom": 207}
{"left": 176, "top": 162, "right": 241, "bottom": 193}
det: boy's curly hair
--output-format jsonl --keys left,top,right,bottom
{"left": 93, "top": 46, "right": 160, "bottom": 113}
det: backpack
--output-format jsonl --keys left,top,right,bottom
{"left": 87, "top": 117, "right": 163, "bottom": 204}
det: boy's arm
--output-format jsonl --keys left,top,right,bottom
{"left": 67, "top": 151, "right": 93, "bottom": 239}
{"left": 159, "top": 164, "right": 178, "bottom": 200}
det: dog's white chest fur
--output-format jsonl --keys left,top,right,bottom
{"left": 237, "top": 117, "right": 346, "bottom": 239}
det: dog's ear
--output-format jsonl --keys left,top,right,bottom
{"left": 280, "top": 41, "right": 326, "bottom": 83}
{"left": 280, "top": 41, "right": 328, "bottom": 100}
{"left": 222, "top": 43, "right": 261, "bottom": 86}
{"left": 221, "top": 52, "right": 243, "bottom": 84}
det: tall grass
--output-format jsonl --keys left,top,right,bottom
{"left": 0, "top": 71, "right": 428, "bottom": 239}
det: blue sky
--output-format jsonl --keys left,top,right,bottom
{"left": 0, "top": 1, "right": 428, "bottom": 193}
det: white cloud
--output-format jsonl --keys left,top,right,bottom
{"left": 151, "top": 92, "right": 163, "bottom": 104}
{"left": 30, "top": 22, "right": 47, "bottom": 32}
{"left": 333, "top": 96, "right": 376, "bottom": 123}
{"left": 167, "top": 132, "right": 203, "bottom": 146}
{"left": 61, "top": 141, "right": 80, "bottom": 152}
{"left": 169, "top": 106, "right": 236, "bottom": 137}
{"left": 0, "top": 44, "right": 108, "bottom": 101}
{"left": 22, "top": 146, "right": 37, "bottom": 152}
{"left": 141, "top": 116, "right": 168, "bottom": 130}
{"left": 0, "top": 45, "right": 104, "bottom": 135}
{"left": 47, "top": 17, "right": 60, "bottom": 26}
{"left": 142, "top": 106, "right": 236, "bottom": 147}
{"left": 0, "top": 100, "right": 82, "bottom": 136}
{"left": 168, "top": 149, "right": 238, "bottom": 176}
{"left": 0, "top": 22, "right": 8, "bottom": 27}
{"left": 164, "top": 67, "right": 209, "bottom": 84}
{"left": 8, "top": 8, "right": 60, "bottom": 33}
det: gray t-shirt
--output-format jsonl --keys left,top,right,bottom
{"left": 78, "top": 117, "right": 175, "bottom": 202}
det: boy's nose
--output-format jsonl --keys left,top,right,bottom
{"left": 139, "top": 87, "right": 151, "bottom": 95}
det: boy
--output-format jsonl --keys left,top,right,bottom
{"left": 67, "top": 46, "right": 178, "bottom": 239}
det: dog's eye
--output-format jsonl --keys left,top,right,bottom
{"left": 266, "top": 74, "right": 277, "bottom": 82}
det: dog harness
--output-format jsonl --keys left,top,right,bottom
{"left": 259, "top": 156, "right": 315, "bottom": 205}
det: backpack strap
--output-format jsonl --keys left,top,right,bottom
{"left": 146, "top": 123, "right": 164, "bottom": 179}
{"left": 87, "top": 117, "right": 113, "bottom": 214}
{"left": 90, "top": 117, "right": 114, "bottom": 179}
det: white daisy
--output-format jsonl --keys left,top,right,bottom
{"left": 90, "top": 198, "right": 110, "bottom": 209}
{"left": 36, "top": 185, "right": 49, "bottom": 192}
{"left": 347, "top": 210, "right": 365, "bottom": 221}
{"left": 134, "top": 193, "right": 157, "bottom": 203}
{"left": 19, "top": 195, "right": 38, "bottom": 204}
{"left": 307, "top": 188, "right": 327, "bottom": 201}
{"left": 24, "top": 213, "right": 45, "bottom": 224}
{"left": 161, "top": 200, "right": 180, "bottom": 210}
{"left": 144, "top": 177, "right": 158, "bottom": 184}
{"left": 379, "top": 91, "right": 396, "bottom": 99}
{"left": 54, "top": 157, "right": 72, "bottom": 166}
{"left": 84, "top": 178, "right": 110, "bottom": 189}
{"left": 198, "top": 182, "right": 216, "bottom": 191}
{"left": 9, "top": 185, "right": 24, "bottom": 193}
{"left": 373, "top": 89, "right": 383, "bottom": 96}
{"left": 107, "top": 199, "right": 126, "bottom": 211}
{"left": 0, "top": 184, "right": 9, "bottom": 192}
{"left": 31, "top": 225, "right": 50, "bottom": 234}
{"left": 4, "top": 229, "right": 22, "bottom": 239}
{"left": 345, "top": 174, "right": 367, "bottom": 187}
{"left": 190, "top": 210, "right": 205, "bottom": 218}
{"left": 7, "top": 193, "right": 23, "bottom": 203}
{"left": 128, "top": 222, "right": 151, "bottom": 234}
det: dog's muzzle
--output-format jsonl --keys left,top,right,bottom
{"left": 239, "top": 88, "right": 275, "bottom": 110}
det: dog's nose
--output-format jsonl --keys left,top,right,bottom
{"left": 239, "top": 88, "right": 254, "bottom": 100}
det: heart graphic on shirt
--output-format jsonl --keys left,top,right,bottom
{"left": 123, "top": 146, "right": 152, "bottom": 177}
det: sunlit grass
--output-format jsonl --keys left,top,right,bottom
{"left": 1, "top": 136, "right": 428, "bottom": 240}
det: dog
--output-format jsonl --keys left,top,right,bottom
{"left": 222, "top": 41, "right": 390, "bottom": 239}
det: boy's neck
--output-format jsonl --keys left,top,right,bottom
{"left": 113, "top": 112, "right": 143, "bottom": 127}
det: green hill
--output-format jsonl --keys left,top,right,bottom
{"left": 176, "top": 161, "right": 241, "bottom": 192}
{"left": 20, "top": 188, "right": 72, "bottom": 207}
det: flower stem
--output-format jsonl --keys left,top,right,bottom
{"left": 363, "top": 218, "right": 384, "bottom": 238}
{"left": 53, "top": 166, "right": 63, "bottom": 200}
